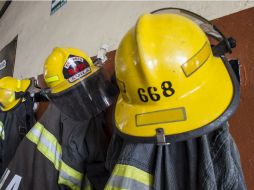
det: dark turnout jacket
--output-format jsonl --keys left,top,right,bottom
{"left": 0, "top": 98, "right": 35, "bottom": 176}
{"left": 105, "top": 123, "right": 246, "bottom": 190}
{"left": 0, "top": 104, "right": 109, "bottom": 190}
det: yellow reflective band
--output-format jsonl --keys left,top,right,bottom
{"left": 61, "top": 162, "right": 83, "bottom": 181}
{"left": 26, "top": 122, "right": 83, "bottom": 190}
{"left": 0, "top": 121, "right": 5, "bottom": 140}
{"left": 58, "top": 176, "right": 80, "bottom": 190}
{"left": 26, "top": 122, "right": 43, "bottom": 144}
{"left": 111, "top": 164, "right": 152, "bottom": 186}
{"left": 37, "top": 130, "right": 62, "bottom": 169}
{"left": 136, "top": 107, "right": 186, "bottom": 126}
{"left": 45, "top": 75, "right": 59, "bottom": 83}
{"left": 181, "top": 42, "right": 211, "bottom": 77}
{"left": 26, "top": 122, "right": 62, "bottom": 169}
{"left": 105, "top": 185, "right": 124, "bottom": 190}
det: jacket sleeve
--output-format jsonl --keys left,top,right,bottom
{"left": 0, "top": 122, "right": 65, "bottom": 190}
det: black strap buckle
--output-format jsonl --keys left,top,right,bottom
{"left": 18, "top": 125, "right": 27, "bottom": 138}
{"left": 212, "top": 37, "right": 236, "bottom": 57}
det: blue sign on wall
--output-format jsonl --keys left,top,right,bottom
{"left": 51, "top": 0, "right": 67, "bottom": 15}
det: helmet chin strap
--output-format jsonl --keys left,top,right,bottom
{"left": 211, "top": 37, "right": 240, "bottom": 83}
{"left": 212, "top": 37, "right": 236, "bottom": 57}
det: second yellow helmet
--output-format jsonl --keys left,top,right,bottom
{"left": 0, "top": 77, "right": 31, "bottom": 111}
{"left": 44, "top": 47, "right": 99, "bottom": 94}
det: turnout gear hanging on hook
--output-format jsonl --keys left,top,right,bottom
{"left": 0, "top": 77, "right": 36, "bottom": 176}
{"left": 105, "top": 8, "right": 246, "bottom": 190}
{"left": 106, "top": 124, "right": 246, "bottom": 190}
{"left": 0, "top": 47, "right": 117, "bottom": 190}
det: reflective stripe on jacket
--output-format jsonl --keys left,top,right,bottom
{"left": 105, "top": 124, "right": 246, "bottom": 190}
{"left": 0, "top": 104, "right": 109, "bottom": 190}
{"left": 105, "top": 164, "right": 153, "bottom": 190}
{"left": 26, "top": 122, "right": 83, "bottom": 189}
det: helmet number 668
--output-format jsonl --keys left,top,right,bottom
{"left": 137, "top": 81, "right": 175, "bottom": 102}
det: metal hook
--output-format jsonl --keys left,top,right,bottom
{"left": 156, "top": 128, "right": 170, "bottom": 146}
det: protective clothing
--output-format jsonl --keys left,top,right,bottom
{"left": 0, "top": 77, "right": 31, "bottom": 112}
{"left": 44, "top": 47, "right": 116, "bottom": 121}
{"left": 106, "top": 8, "right": 245, "bottom": 190}
{"left": 0, "top": 103, "right": 109, "bottom": 190}
{"left": 105, "top": 124, "right": 246, "bottom": 190}
{"left": 114, "top": 8, "right": 240, "bottom": 142}
{"left": 0, "top": 47, "right": 116, "bottom": 190}
{"left": 0, "top": 77, "right": 35, "bottom": 176}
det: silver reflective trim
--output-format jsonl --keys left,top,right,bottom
{"left": 108, "top": 176, "right": 150, "bottom": 190}
{"left": 29, "top": 126, "right": 82, "bottom": 187}
{"left": 59, "top": 169, "right": 81, "bottom": 187}
{"left": 6, "top": 174, "right": 22, "bottom": 190}
{"left": 29, "top": 126, "right": 42, "bottom": 139}
{"left": 30, "top": 127, "right": 61, "bottom": 161}
{"left": 0, "top": 168, "right": 10, "bottom": 189}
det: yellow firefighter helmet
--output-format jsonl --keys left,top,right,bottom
{"left": 0, "top": 76, "right": 31, "bottom": 111}
{"left": 114, "top": 9, "right": 239, "bottom": 142}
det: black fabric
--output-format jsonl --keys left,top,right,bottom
{"left": 106, "top": 124, "right": 246, "bottom": 190}
{"left": 0, "top": 103, "right": 109, "bottom": 190}
{"left": 85, "top": 115, "right": 110, "bottom": 190}
{"left": 59, "top": 108, "right": 110, "bottom": 190}
{"left": 49, "top": 70, "right": 118, "bottom": 122}
{"left": 0, "top": 98, "right": 35, "bottom": 176}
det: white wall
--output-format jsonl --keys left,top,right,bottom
{"left": 0, "top": 1, "right": 253, "bottom": 79}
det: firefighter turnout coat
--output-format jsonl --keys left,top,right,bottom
{"left": 0, "top": 103, "right": 109, "bottom": 190}
{"left": 0, "top": 97, "right": 35, "bottom": 176}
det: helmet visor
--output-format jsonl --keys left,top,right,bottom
{"left": 48, "top": 68, "right": 118, "bottom": 121}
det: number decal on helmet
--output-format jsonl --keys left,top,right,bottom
{"left": 138, "top": 81, "right": 175, "bottom": 102}
{"left": 161, "top": 81, "right": 175, "bottom": 97}
{"left": 138, "top": 88, "right": 149, "bottom": 102}
{"left": 148, "top": 87, "right": 160, "bottom": 101}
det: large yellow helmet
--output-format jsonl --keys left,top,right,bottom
{"left": 114, "top": 8, "right": 240, "bottom": 143}
{"left": 44, "top": 47, "right": 98, "bottom": 94}
{"left": 0, "top": 76, "right": 31, "bottom": 112}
